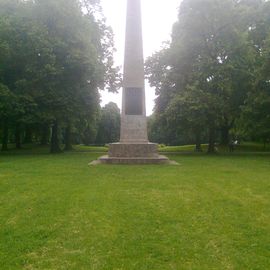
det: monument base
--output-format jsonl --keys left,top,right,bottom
{"left": 90, "top": 142, "right": 174, "bottom": 165}
{"left": 98, "top": 155, "right": 171, "bottom": 165}
{"left": 109, "top": 142, "right": 158, "bottom": 158}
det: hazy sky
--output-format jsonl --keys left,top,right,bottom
{"left": 100, "top": 0, "right": 181, "bottom": 115}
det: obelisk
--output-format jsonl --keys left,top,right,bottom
{"left": 120, "top": 0, "right": 148, "bottom": 143}
{"left": 98, "top": 0, "right": 169, "bottom": 164}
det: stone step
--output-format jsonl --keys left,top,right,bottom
{"left": 97, "top": 155, "right": 173, "bottom": 165}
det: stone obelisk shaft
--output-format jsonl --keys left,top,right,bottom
{"left": 120, "top": 0, "right": 148, "bottom": 143}
{"left": 123, "top": 0, "right": 144, "bottom": 89}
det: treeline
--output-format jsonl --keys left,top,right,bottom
{"left": 146, "top": 0, "right": 270, "bottom": 152}
{"left": 82, "top": 101, "right": 120, "bottom": 146}
{"left": 0, "top": 0, "right": 120, "bottom": 152}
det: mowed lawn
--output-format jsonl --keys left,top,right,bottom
{"left": 0, "top": 150, "right": 269, "bottom": 269}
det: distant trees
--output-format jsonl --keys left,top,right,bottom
{"left": 96, "top": 102, "right": 120, "bottom": 145}
{"left": 146, "top": 0, "right": 270, "bottom": 152}
{"left": 0, "top": 0, "right": 120, "bottom": 152}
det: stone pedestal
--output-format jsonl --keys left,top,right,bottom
{"left": 109, "top": 143, "right": 158, "bottom": 157}
{"left": 98, "top": 142, "right": 170, "bottom": 164}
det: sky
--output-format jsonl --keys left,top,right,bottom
{"left": 100, "top": 0, "right": 181, "bottom": 115}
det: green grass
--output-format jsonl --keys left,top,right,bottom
{"left": 159, "top": 142, "right": 270, "bottom": 153}
{"left": 1, "top": 144, "right": 108, "bottom": 155}
{"left": 0, "top": 148, "right": 270, "bottom": 269}
{"left": 159, "top": 144, "right": 208, "bottom": 152}
{"left": 73, "top": 145, "right": 108, "bottom": 152}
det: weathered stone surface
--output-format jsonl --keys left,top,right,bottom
{"left": 120, "top": 0, "right": 147, "bottom": 144}
{"left": 120, "top": 116, "right": 148, "bottom": 143}
{"left": 122, "top": 0, "right": 144, "bottom": 89}
{"left": 108, "top": 143, "right": 158, "bottom": 158}
{"left": 98, "top": 155, "right": 171, "bottom": 165}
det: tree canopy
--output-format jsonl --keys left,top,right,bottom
{"left": 146, "top": 0, "right": 270, "bottom": 152}
{"left": 0, "top": 0, "right": 120, "bottom": 152}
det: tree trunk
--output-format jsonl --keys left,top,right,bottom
{"left": 64, "top": 124, "right": 73, "bottom": 151}
{"left": 24, "top": 126, "right": 33, "bottom": 144}
{"left": 40, "top": 124, "right": 49, "bottom": 145}
{"left": 208, "top": 123, "right": 216, "bottom": 154}
{"left": 15, "top": 124, "right": 22, "bottom": 149}
{"left": 1, "top": 119, "right": 8, "bottom": 151}
{"left": 194, "top": 129, "right": 202, "bottom": 152}
{"left": 50, "top": 121, "right": 62, "bottom": 153}
{"left": 220, "top": 125, "right": 230, "bottom": 146}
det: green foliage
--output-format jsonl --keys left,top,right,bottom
{"left": 0, "top": 0, "right": 120, "bottom": 152}
{"left": 96, "top": 102, "right": 120, "bottom": 144}
{"left": 0, "top": 84, "right": 14, "bottom": 118}
{"left": 146, "top": 0, "right": 270, "bottom": 150}
{"left": 237, "top": 1, "right": 270, "bottom": 143}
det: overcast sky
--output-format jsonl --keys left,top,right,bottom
{"left": 100, "top": 0, "right": 181, "bottom": 115}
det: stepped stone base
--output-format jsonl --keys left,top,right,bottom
{"left": 98, "top": 155, "right": 171, "bottom": 165}
{"left": 90, "top": 142, "right": 174, "bottom": 165}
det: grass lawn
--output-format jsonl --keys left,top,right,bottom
{"left": 159, "top": 142, "right": 270, "bottom": 153}
{"left": 0, "top": 148, "right": 269, "bottom": 269}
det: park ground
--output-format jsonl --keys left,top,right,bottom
{"left": 0, "top": 144, "right": 269, "bottom": 269}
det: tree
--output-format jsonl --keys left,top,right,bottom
{"left": 165, "top": 84, "right": 209, "bottom": 151}
{"left": 0, "top": 84, "right": 15, "bottom": 151}
{"left": 96, "top": 102, "right": 120, "bottom": 145}
{"left": 0, "top": 2, "right": 47, "bottom": 150}
{"left": 239, "top": 1, "right": 270, "bottom": 145}
{"left": 146, "top": 0, "right": 256, "bottom": 152}
{"left": 0, "top": 0, "right": 120, "bottom": 153}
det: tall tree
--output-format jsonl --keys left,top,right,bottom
{"left": 0, "top": 1, "right": 48, "bottom": 150}
{"left": 146, "top": 0, "right": 257, "bottom": 152}
{"left": 239, "top": 1, "right": 270, "bottom": 145}
{"left": 0, "top": 0, "right": 120, "bottom": 153}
